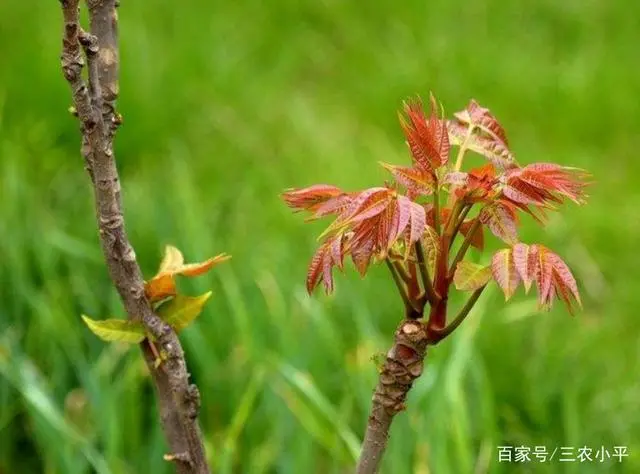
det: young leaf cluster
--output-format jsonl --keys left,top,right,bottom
{"left": 81, "top": 246, "right": 230, "bottom": 344}
{"left": 283, "top": 93, "right": 590, "bottom": 341}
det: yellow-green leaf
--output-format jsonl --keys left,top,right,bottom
{"left": 81, "top": 315, "right": 146, "bottom": 343}
{"left": 453, "top": 261, "right": 492, "bottom": 291}
{"left": 145, "top": 245, "right": 230, "bottom": 303}
{"left": 421, "top": 225, "right": 440, "bottom": 274}
{"left": 157, "top": 292, "right": 212, "bottom": 332}
{"left": 158, "top": 245, "right": 185, "bottom": 273}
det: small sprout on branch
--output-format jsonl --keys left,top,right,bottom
{"left": 81, "top": 245, "right": 227, "bottom": 344}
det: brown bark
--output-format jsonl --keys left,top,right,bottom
{"left": 356, "top": 320, "right": 430, "bottom": 474}
{"left": 59, "top": 1, "right": 210, "bottom": 472}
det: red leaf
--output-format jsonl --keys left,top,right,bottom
{"left": 491, "top": 248, "right": 521, "bottom": 300}
{"left": 399, "top": 94, "right": 449, "bottom": 172}
{"left": 429, "top": 92, "right": 450, "bottom": 167}
{"left": 317, "top": 187, "right": 392, "bottom": 241}
{"left": 449, "top": 101, "right": 516, "bottom": 170}
{"left": 282, "top": 184, "right": 344, "bottom": 212}
{"left": 469, "top": 163, "right": 497, "bottom": 180}
{"left": 502, "top": 164, "right": 589, "bottom": 207}
{"left": 376, "top": 199, "right": 399, "bottom": 255}
{"left": 479, "top": 202, "right": 519, "bottom": 245}
{"left": 346, "top": 187, "right": 393, "bottom": 223}
{"left": 306, "top": 244, "right": 328, "bottom": 294}
{"left": 310, "top": 193, "right": 353, "bottom": 219}
{"left": 395, "top": 195, "right": 413, "bottom": 243}
{"left": 547, "top": 252, "right": 580, "bottom": 305}
{"left": 534, "top": 246, "right": 581, "bottom": 313}
{"left": 351, "top": 234, "right": 375, "bottom": 276}
{"left": 407, "top": 201, "right": 426, "bottom": 247}
{"left": 454, "top": 100, "right": 509, "bottom": 145}
{"left": 329, "top": 234, "right": 345, "bottom": 271}
{"left": 380, "top": 162, "right": 434, "bottom": 195}
{"left": 322, "top": 250, "right": 335, "bottom": 294}
{"left": 512, "top": 243, "right": 539, "bottom": 293}
{"left": 443, "top": 171, "right": 469, "bottom": 186}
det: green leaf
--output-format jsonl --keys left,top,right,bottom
{"left": 453, "top": 261, "right": 492, "bottom": 291}
{"left": 81, "top": 315, "right": 146, "bottom": 343}
{"left": 157, "top": 292, "right": 212, "bottom": 332}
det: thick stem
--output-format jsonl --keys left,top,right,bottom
{"left": 429, "top": 284, "right": 486, "bottom": 343}
{"left": 59, "top": 2, "right": 209, "bottom": 472}
{"left": 356, "top": 320, "right": 429, "bottom": 474}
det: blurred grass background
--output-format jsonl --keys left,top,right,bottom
{"left": 0, "top": 1, "right": 638, "bottom": 473}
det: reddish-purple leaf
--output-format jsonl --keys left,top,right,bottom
{"left": 310, "top": 194, "right": 353, "bottom": 219}
{"left": 395, "top": 195, "right": 413, "bottom": 243}
{"left": 376, "top": 200, "right": 399, "bottom": 255}
{"left": 547, "top": 251, "right": 580, "bottom": 305}
{"left": 407, "top": 201, "right": 426, "bottom": 247}
{"left": 380, "top": 162, "right": 434, "bottom": 195}
{"left": 399, "top": 95, "right": 450, "bottom": 172}
{"left": 429, "top": 92, "right": 451, "bottom": 166}
{"left": 502, "top": 164, "right": 589, "bottom": 207}
{"left": 492, "top": 248, "right": 521, "bottom": 300}
{"left": 329, "top": 235, "right": 345, "bottom": 270}
{"left": 306, "top": 244, "right": 328, "bottom": 294}
{"left": 322, "top": 250, "right": 334, "bottom": 293}
{"left": 351, "top": 234, "right": 375, "bottom": 276}
{"left": 347, "top": 187, "right": 393, "bottom": 223}
{"left": 454, "top": 100, "right": 508, "bottom": 144}
{"left": 535, "top": 246, "right": 555, "bottom": 308}
{"left": 443, "top": 171, "right": 469, "bottom": 186}
{"left": 533, "top": 246, "right": 581, "bottom": 312}
{"left": 480, "top": 202, "right": 519, "bottom": 245}
{"left": 512, "top": 243, "right": 539, "bottom": 293}
{"left": 283, "top": 184, "right": 344, "bottom": 212}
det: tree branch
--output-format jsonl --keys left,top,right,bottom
{"left": 59, "top": 1, "right": 209, "bottom": 472}
{"left": 429, "top": 284, "right": 486, "bottom": 343}
{"left": 413, "top": 241, "right": 438, "bottom": 306}
{"left": 356, "top": 320, "right": 429, "bottom": 474}
{"left": 448, "top": 217, "right": 482, "bottom": 278}
{"left": 385, "top": 259, "right": 419, "bottom": 318}
{"left": 451, "top": 203, "right": 472, "bottom": 243}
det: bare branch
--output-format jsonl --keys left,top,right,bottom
{"left": 59, "top": 1, "right": 210, "bottom": 472}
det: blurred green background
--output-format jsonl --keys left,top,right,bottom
{"left": 1, "top": 1, "right": 638, "bottom": 473}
